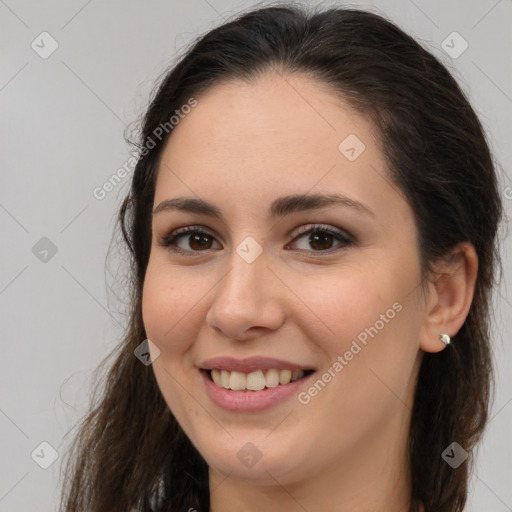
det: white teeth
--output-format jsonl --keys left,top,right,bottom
{"left": 279, "top": 369, "right": 292, "bottom": 385}
{"left": 209, "top": 368, "right": 308, "bottom": 391}
{"left": 229, "top": 371, "right": 246, "bottom": 390}
{"left": 265, "top": 368, "right": 280, "bottom": 388}
{"left": 246, "top": 370, "right": 266, "bottom": 391}
{"left": 220, "top": 370, "right": 230, "bottom": 389}
{"left": 211, "top": 369, "right": 222, "bottom": 386}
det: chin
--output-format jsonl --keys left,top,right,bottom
{"left": 198, "top": 434, "right": 312, "bottom": 485}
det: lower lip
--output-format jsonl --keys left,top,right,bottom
{"left": 201, "top": 370, "right": 314, "bottom": 412}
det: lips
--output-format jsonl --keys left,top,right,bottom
{"left": 199, "top": 356, "right": 315, "bottom": 393}
{"left": 200, "top": 360, "right": 316, "bottom": 412}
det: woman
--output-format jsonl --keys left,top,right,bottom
{"left": 60, "top": 4, "right": 503, "bottom": 512}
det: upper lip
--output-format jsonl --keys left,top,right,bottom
{"left": 199, "top": 356, "right": 315, "bottom": 373}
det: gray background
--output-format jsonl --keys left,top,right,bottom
{"left": 1, "top": 1, "right": 511, "bottom": 510}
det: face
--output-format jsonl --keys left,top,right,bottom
{"left": 142, "top": 72, "right": 427, "bottom": 486}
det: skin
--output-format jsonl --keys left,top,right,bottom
{"left": 142, "top": 72, "right": 477, "bottom": 512}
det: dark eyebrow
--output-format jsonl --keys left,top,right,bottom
{"left": 152, "top": 193, "right": 375, "bottom": 219}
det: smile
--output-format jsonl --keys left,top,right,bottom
{"left": 207, "top": 368, "right": 314, "bottom": 391}
{"left": 199, "top": 356, "right": 316, "bottom": 412}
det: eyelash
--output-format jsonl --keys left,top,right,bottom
{"left": 159, "top": 224, "right": 354, "bottom": 257}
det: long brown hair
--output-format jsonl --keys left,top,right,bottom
{"left": 60, "top": 5, "right": 503, "bottom": 511}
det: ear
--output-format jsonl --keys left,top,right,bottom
{"left": 419, "top": 242, "right": 478, "bottom": 353}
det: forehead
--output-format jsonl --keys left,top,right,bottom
{"left": 164, "top": 72, "right": 377, "bottom": 164}
{"left": 154, "top": 72, "right": 405, "bottom": 228}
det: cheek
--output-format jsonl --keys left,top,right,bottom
{"left": 141, "top": 260, "right": 202, "bottom": 355}
{"left": 141, "top": 261, "right": 208, "bottom": 437}
{"left": 292, "top": 267, "right": 400, "bottom": 349}
{"left": 294, "top": 277, "right": 420, "bottom": 454}
{"left": 294, "top": 260, "right": 422, "bottom": 395}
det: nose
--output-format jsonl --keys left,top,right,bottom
{"left": 205, "top": 244, "right": 286, "bottom": 341}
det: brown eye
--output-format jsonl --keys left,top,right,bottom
{"left": 161, "top": 227, "right": 221, "bottom": 255}
{"left": 188, "top": 233, "right": 214, "bottom": 250}
{"left": 308, "top": 232, "right": 335, "bottom": 250}
{"left": 160, "top": 224, "right": 353, "bottom": 256}
{"left": 288, "top": 225, "right": 353, "bottom": 252}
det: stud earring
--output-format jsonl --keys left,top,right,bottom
{"left": 439, "top": 333, "right": 451, "bottom": 346}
